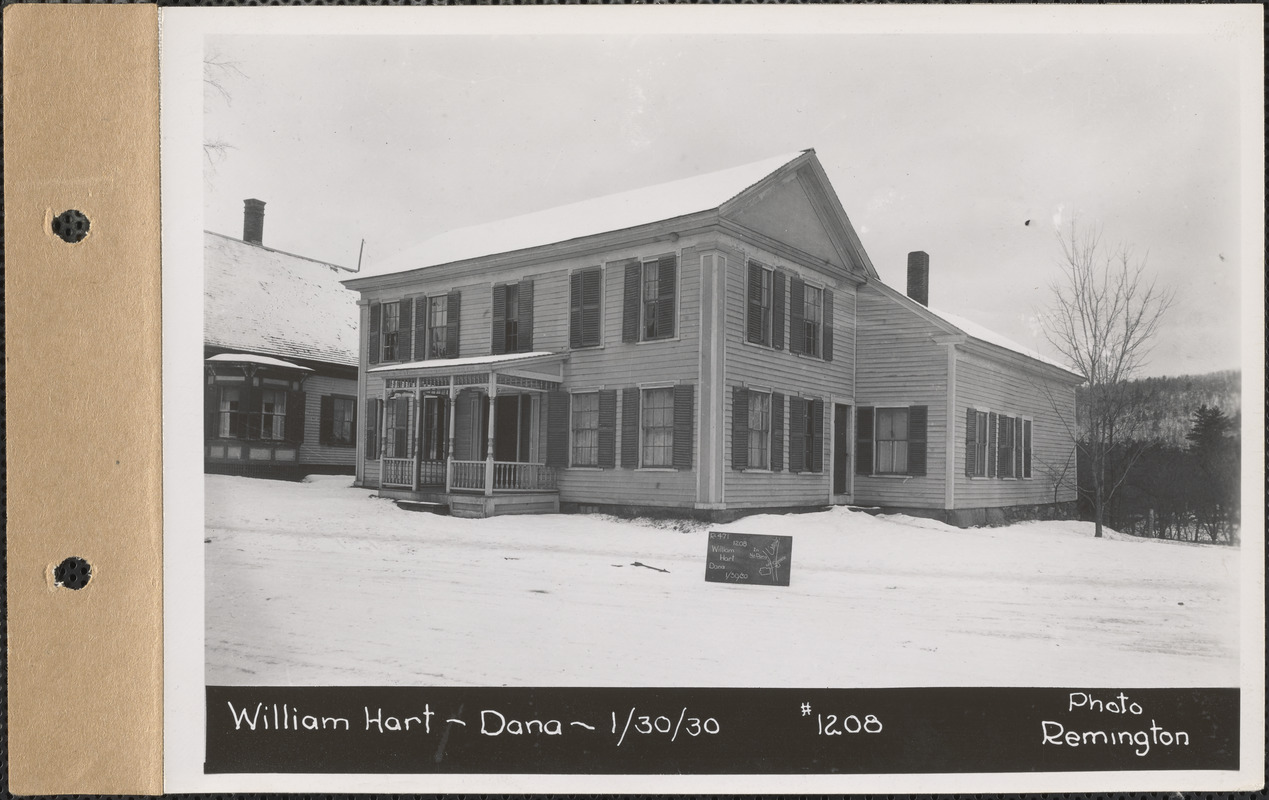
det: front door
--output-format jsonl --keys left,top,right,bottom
{"left": 480, "top": 394, "right": 535, "bottom": 462}
{"left": 833, "top": 403, "right": 851, "bottom": 496}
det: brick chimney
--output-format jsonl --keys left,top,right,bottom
{"left": 907, "top": 250, "right": 929, "bottom": 306}
{"left": 243, "top": 198, "right": 266, "bottom": 245}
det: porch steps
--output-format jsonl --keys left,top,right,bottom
{"left": 395, "top": 499, "right": 449, "bottom": 515}
{"left": 449, "top": 492, "right": 560, "bottom": 519}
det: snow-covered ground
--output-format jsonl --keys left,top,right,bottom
{"left": 205, "top": 474, "right": 1240, "bottom": 688}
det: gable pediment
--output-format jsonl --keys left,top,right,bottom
{"left": 721, "top": 157, "right": 877, "bottom": 281}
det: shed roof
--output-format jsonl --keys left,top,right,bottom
{"left": 363, "top": 150, "right": 811, "bottom": 277}
{"left": 204, "top": 231, "right": 360, "bottom": 368}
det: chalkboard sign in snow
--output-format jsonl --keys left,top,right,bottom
{"left": 704, "top": 531, "right": 793, "bottom": 587}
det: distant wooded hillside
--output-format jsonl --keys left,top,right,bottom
{"left": 1078, "top": 370, "right": 1242, "bottom": 448}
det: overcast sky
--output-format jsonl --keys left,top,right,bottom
{"left": 200, "top": 14, "right": 1255, "bottom": 378}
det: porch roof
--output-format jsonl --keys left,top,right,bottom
{"left": 368, "top": 350, "right": 566, "bottom": 381}
{"left": 206, "top": 352, "right": 313, "bottom": 371}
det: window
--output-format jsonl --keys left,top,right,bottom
{"left": 999, "top": 415, "right": 1016, "bottom": 478}
{"left": 419, "top": 396, "right": 448, "bottom": 461}
{"left": 383, "top": 394, "right": 411, "bottom": 458}
{"left": 570, "top": 268, "right": 602, "bottom": 348}
{"left": 799, "top": 399, "right": 816, "bottom": 470}
{"left": 747, "top": 263, "right": 774, "bottom": 346}
{"left": 217, "top": 387, "right": 242, "bottom": 438}
{"left": 640, "top": 387, "right": 675, "bottom": 467}
{"left": 428, "top": 296, "right": 448, "bottom": 358}
{"left": 747, "top": 391, "right": 772, "bottom": 469}
{"left": 970, "top": 409, "right": 989, "bottom": 477}
{"left": 504, "top": 283, "right": 520, "bottom": 353}
{"left": 624, "top": 256, "right": 676, "bottom": 342}
{"left": 802, "top": 284, "right": 823, "bottom": 358}
{"left": 320, "top": 395, "right": 356, "bottom": 446}
{"left": 381, "top": 301, "right": 400, "bottom": 362}
{"left": 260, "top": 389, "right": 287, "bottom": 441}
{"left": 875, "top": 407, "right": 909, "bottom": 475}
{"left": 570, "top": 391, "right": 600, "bottom": 467}
{"left": 1022, "top": 419, "right": 1033, "bottom": 479}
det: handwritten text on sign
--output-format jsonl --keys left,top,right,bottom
{"left": 704, "top": 531, "right": 792, "bottom": 586}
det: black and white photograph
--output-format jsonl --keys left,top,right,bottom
{"left": 161, "top": 5, "right": 1263, "bottom": 792}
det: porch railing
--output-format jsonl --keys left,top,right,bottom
{"left": 382, "top": 458, "right": 414, "bottom": 488}
{"left": 417, "top": 459, "right": 446, "bottom": 486}
{"left": 448, "top": 460, "right": 557, "bottom": 492}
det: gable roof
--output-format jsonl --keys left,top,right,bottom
{"left": 204, "top": 231, "right": 360, "bottom": 368}
{"left": 359, "top": 150, "right": 861, "bottom": 279}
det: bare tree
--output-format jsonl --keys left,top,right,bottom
{"left": 204, "top": 50, "right": 245, "bottom": 166}
{"left": 1039, "top": 222, "right": 1174, "bottom": 537}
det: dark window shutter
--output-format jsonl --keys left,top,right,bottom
{"left": 855, "top": 405, "right": 874, "bottom": 475}
{"left": 809, "top": 398, "right": 824, "bottom": 473}
{"left": 789, "top": 277, "right": 805, "bottom": 355}
{"left": 597, "top": 389, "right": 617, "bottom": 468}
{"left": 319, "top": 394, "right": 334, "bottom": 445}
{"left": 519, "top": 279, "right": 534, "bottom": 352}
{"left": 368, "top": 302, "right": 381, "bottom": 365}
{"left": 988, "top": 412, "right": 998, "bottom": 478}
{"left": 413, "top": 297, "right": 429, "bottom": 361}
{"left": 446, "top": 291, "right": 461, "bottom": 357}
{"left": 822, "top": 288, "right": 834, "bottom": 362}
{"left": 622, "top": 260, "right": 640, "bottom": 343}
{"left": 657, "top": 254, "right": 677, "bottom": 339}
{"left": 582, "top": 269, "right": 601, "bottom": 347}
{"left": 569, "top": 272, "right": 583, "bottom": 349}
{"left": 491, "top": 284, "right": 507, "bottom": 355}
{"left": 1015, "top": 417, "right": 1024, "bottom": 478}
{"left": 286, "top": 390, "right": 306, "bottom": 444}
{"left": 771, "top": 392, "right": 784, "bottom": 472}
{"left": 731, "top": 386, "right": 749, "bottom": 471}
{"left": 746, "top": 261, "right": 763, "bottom": 344}
{"left": 398, "top": 297, "right": 413, "bottom": 362}
{"left": 394, "top": 394, "right": 411, "bottom": 458}
{"left": 621, "top": 387, "right": 640, "bottom": 468}
{"left": 364, "top": 397, "right": 380, "bottom": 460}
{"left": 965, "top": 407, "right": 977, "bottom": 477}
{"left": 772, "top": 271, "right": 786, "bottom": 351}
{"left": 1023, "top": 419, "right": 1033, "bottom": 478}
{"left": 205, "top": 382, "right": 218, "bottom": 439}
{"left": 908, "top": 405, "right": 928, "bottom": 476}
{"left": 672, "top": 383, "right": 694, "bottom": 469}
{"left": 789, "top": 397, "right": 805, "bottom": 472}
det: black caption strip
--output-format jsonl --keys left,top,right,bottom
{"left": 206, "top": 686, "right": 1238, "bottom": 774}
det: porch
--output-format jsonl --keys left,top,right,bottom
{"left": 368, "top": 351, "right": 566, "bottom": 517}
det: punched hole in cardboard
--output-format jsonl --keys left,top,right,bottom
{"left": 55, "top": 557, "right": 92, "bottom": 590}
{"left": 51, "top": 209, "right": 90, "bottom": 243}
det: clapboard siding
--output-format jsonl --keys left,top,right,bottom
{"left": 297, "top": 373, "right": 359, "bottom": 467}
{"left": 718, "top": 239, "right": 855, "bottom": 507}
{"left": 361, "top": 370, "right": 384, "bottom": 485}
{"left": 954, "top": 354, "right": 1078, "bottom": 507}
{"left": 852, "top": 284, "right": 948, "bottom": 509}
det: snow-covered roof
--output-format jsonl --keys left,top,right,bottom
{"left": 204, "top": 231, "right": 359, "bottom": 368}
{"left": 369, "top": 351, "right": 562, "bottom": 374}
{"left": 206, "top": 353, "right": 313, "bottom": 371}
{"left": 926, "top": 306, "right": 1078, "bottom": 376}
{"left": 363, "top": 150, "right": 811, "bottom": 277}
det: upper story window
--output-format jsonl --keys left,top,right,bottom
{"left": 492, "top": 280, "right": 533, "bottom": 355}
{"left": 789, "top": 277, "right": 833, "bottom": 361}
{"left": 369, "top": 292, "right": 460, "bottom": 366}
{"left": 428, "top": 295, "right": 450, "bottom": 358}
{"left": 381, "top": 301, "right": 401, "bottom": 362}
{"left": 802, "top": 284, "right": 823, "bottom": 358}
{"left": 570, "top": 267, "right": 602, "bottom": 348}
{"left": 623, "top": 255, "right": 676, "bottom": 343}
{"left": 746, "top": 262, "right": 774, "bottom": 347}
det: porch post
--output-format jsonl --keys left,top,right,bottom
{"left": 411, "top": 386, "right": 420, "bottom": 491}
{"left": 445, "top": 377, "right": 456, "bottom": 493}
{"left": 485, "top": 372, "right": 497, "bottom": 496}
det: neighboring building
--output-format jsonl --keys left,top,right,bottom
{"left": 204, "top": 200, "right": 360, "bottom": 478}
{"left": 343, "top": 150, "right": 1083, "bottom": 521}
